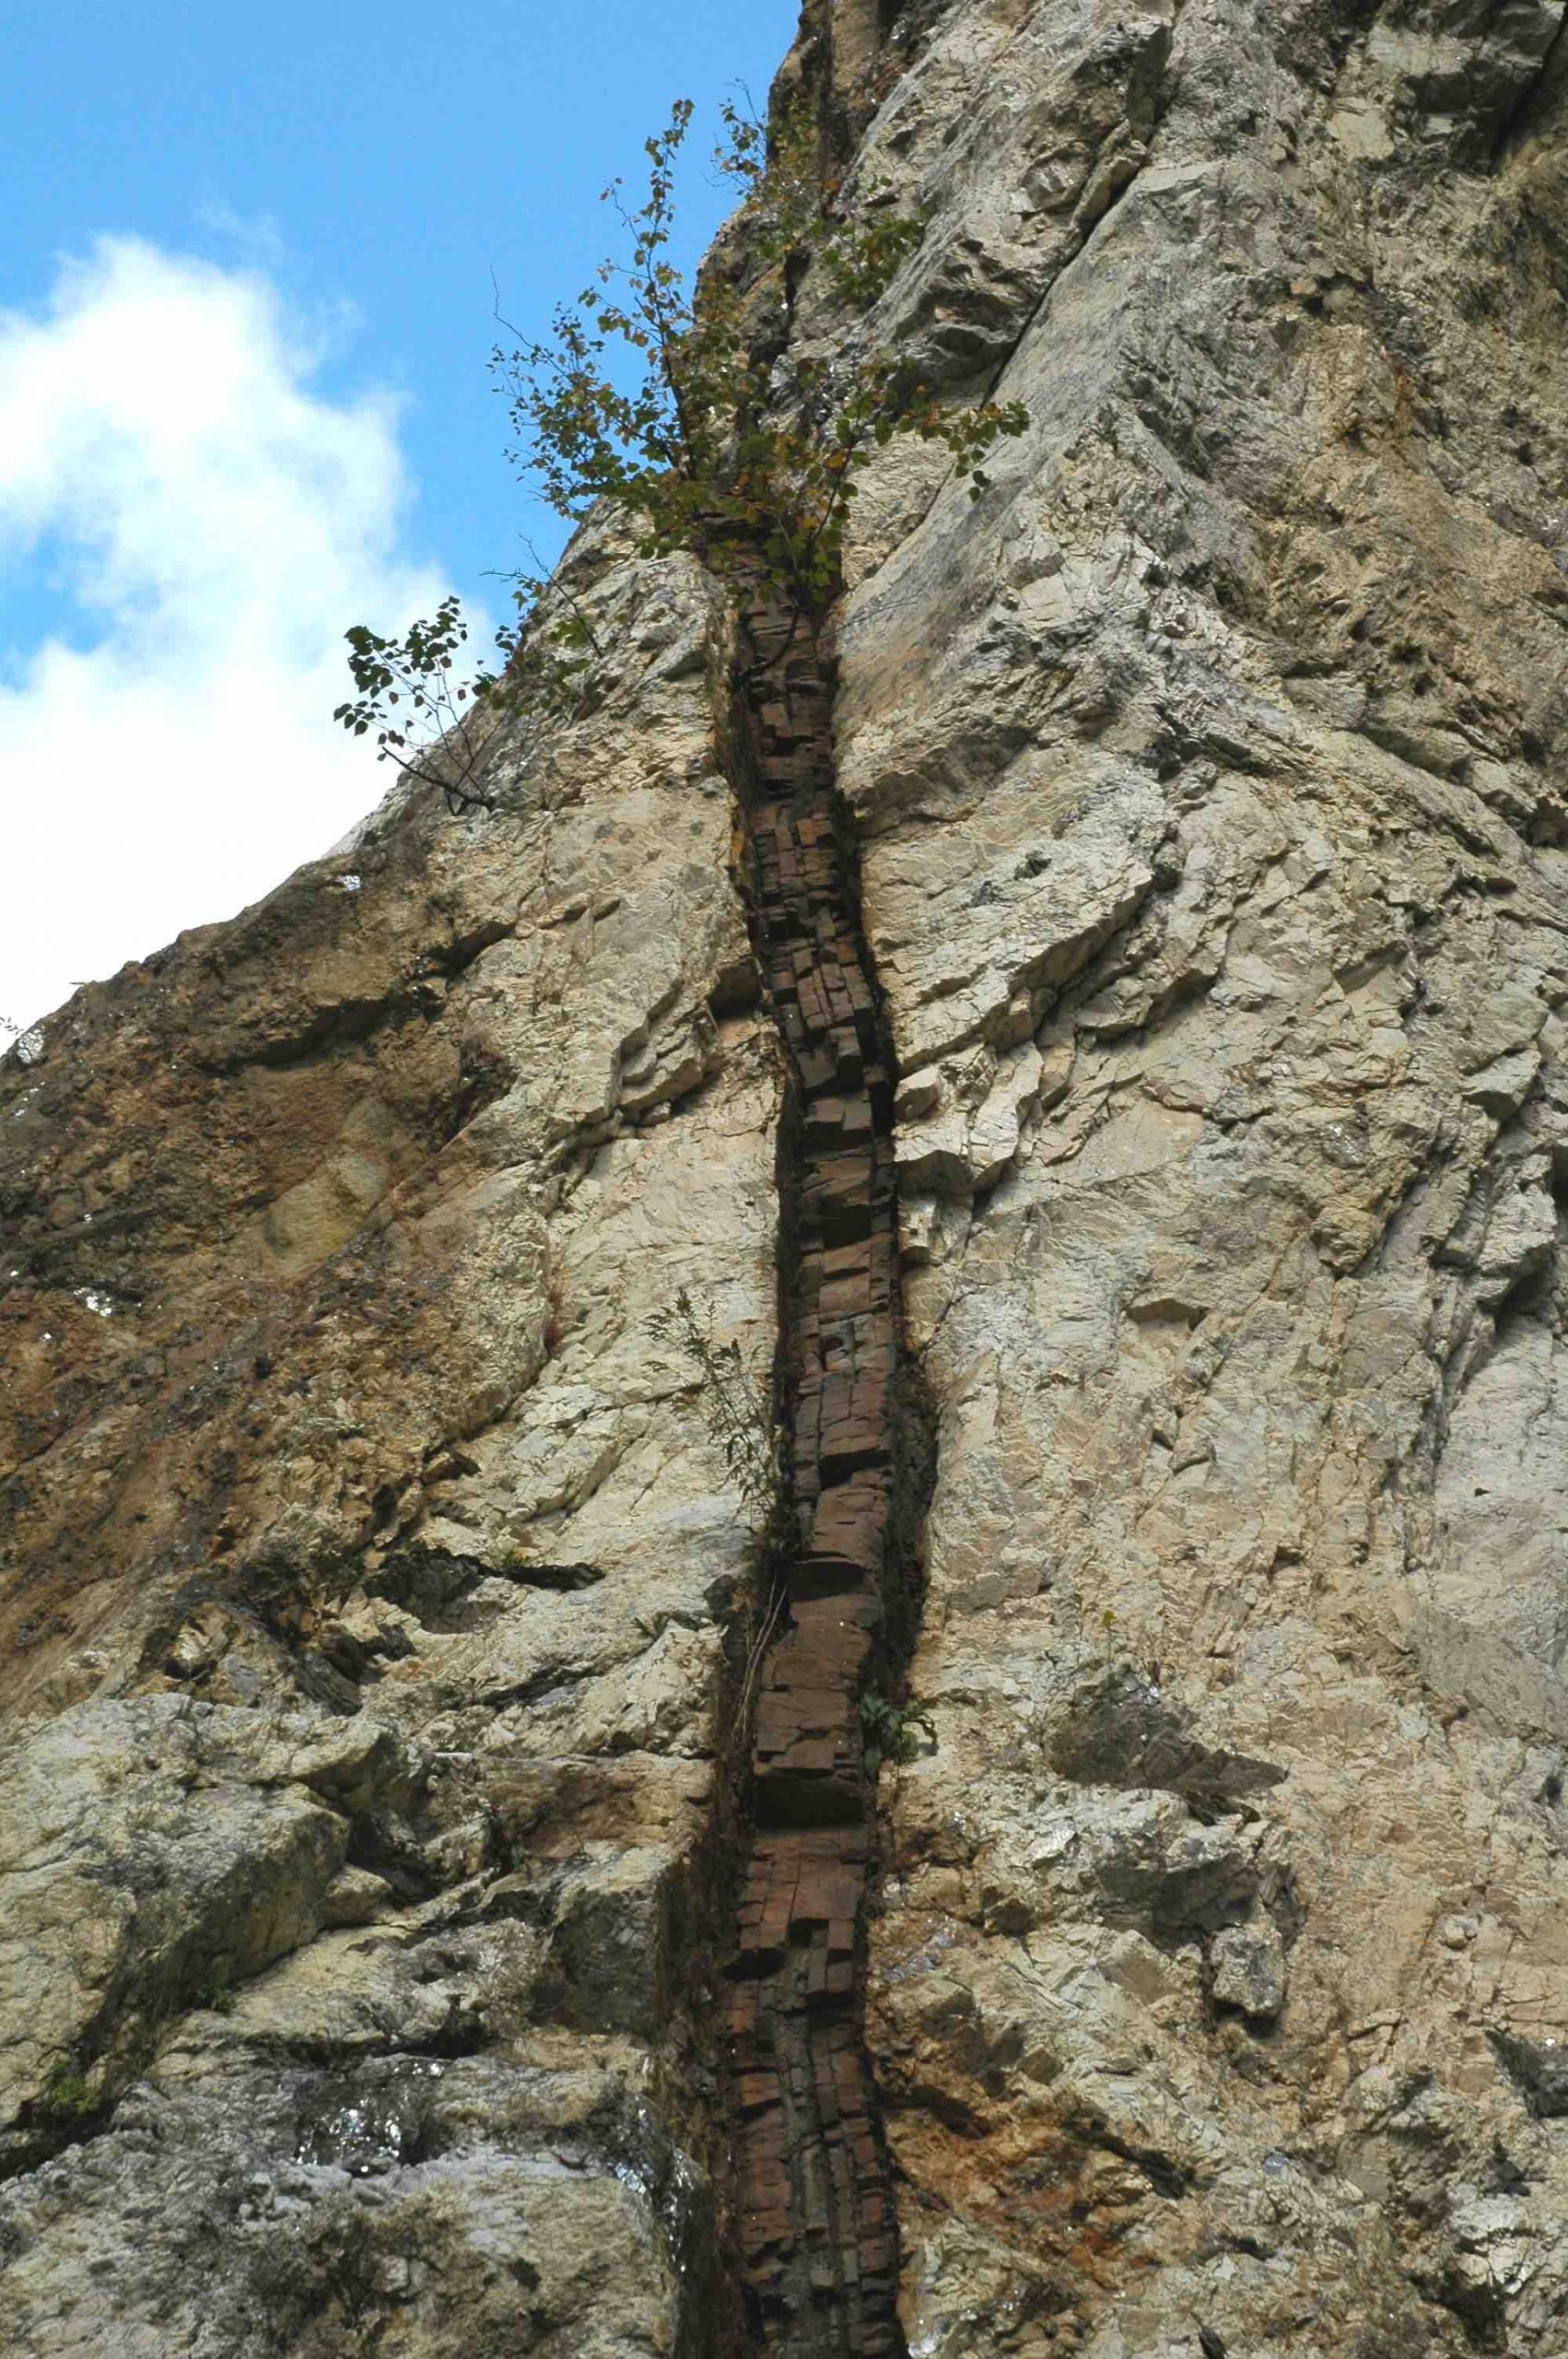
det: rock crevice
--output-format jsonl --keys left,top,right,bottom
{"left": 723, "top": 576, "right": 917, "bottom": 2358}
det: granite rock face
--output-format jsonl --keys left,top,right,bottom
{"left": 6, "top": 1, "right": 1568, "bottom": 2353}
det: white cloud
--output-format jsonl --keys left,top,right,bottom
{"left": 0, "top": 235, "right": 455, "bottom": 1035}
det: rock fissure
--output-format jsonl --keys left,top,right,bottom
{"left": 720, "top": 569, "right": 920, "bottom": 2359}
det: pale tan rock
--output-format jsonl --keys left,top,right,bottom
{"left": 321, "top": 1865, "right": 395, "bottom": 1928}
{"left": 830, "top": 0, "right": 1568, "bottom": 2348}
{"left": 7, "top": 0, "right": 1568, "bottom": 2351}
{"left": 0, "top": 523, "right": 760, "bottom": 2350}
{"left": 1211, "top": 1919, "right": 1287, "bottom": 2021}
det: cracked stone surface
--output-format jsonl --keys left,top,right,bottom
{"left": 6, "top": 0, "right": 1568, "bottom": 2353}
{"left": 0, "top": 519, "right": 766, "bottom": 2352}
{"left": 822, "top": 0, "right": 1568, "bottom": 2349}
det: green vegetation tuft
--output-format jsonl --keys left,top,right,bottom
{"left": 195, "top": 1969, "right": 238, "bottom": 2015}
{"left": 859, "top": 1692, "right": 937, "bottom": 1772}
{"left": 41, "top": 2064, "right": 99, "bottom": 2121}
{"left": 651, "top": 1283, "right": 782, "bottom": 1532}
{"left": 337, "top": 93, "right": 1026, "bottom": 808}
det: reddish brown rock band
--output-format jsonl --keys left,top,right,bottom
{"left": 726, "top": 580, "right": 906, "bottom": 2358}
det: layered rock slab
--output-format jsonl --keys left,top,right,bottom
{"left": 725, "top": 581, "right": 907, "bottom": 2355}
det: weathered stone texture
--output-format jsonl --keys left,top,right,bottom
{"left": 0, "top": 525, "right": 768, "bottom": 2352}
{"left": 725, "top": 581, "right": 907, "bottom": 2353}
{"left": 820, "top": 0, "right": 1568, "bottom": 2350}
{"left": 7, "top": 0, "right": 1568, "bottom": 2353}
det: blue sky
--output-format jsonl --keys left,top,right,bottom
{"left": 1, "top": 0, "right": 800, "bottom": 1032}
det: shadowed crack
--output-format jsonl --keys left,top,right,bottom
{"left": 720, "top": 570, "right": 921, "bottom": 2358}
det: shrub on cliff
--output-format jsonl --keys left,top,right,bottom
{"left": 335, "top": 95, "right": 1025, "bottom": 806}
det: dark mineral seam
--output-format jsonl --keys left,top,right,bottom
{"left": 721, "top": 567, "right": 915, "bottom": 2359}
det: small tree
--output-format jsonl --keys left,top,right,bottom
{"left": 335, "top": 594, "right": 489, "bottom": 813}
{"left": 497, "top": 94, "right": 1025, "bottom": 604}
{"left": 334, "top": 567, "right": 603, "bottom": 815}
{"left": 337, "top": 95, "right": 1027, "bottom": 789}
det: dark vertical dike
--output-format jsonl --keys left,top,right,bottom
{"left": 720, "top": 566, "right": 920, "bottom": 2359}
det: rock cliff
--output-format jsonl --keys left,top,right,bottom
{"left": 6, "top": 2, "right": 1568, "bottom": 2353}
